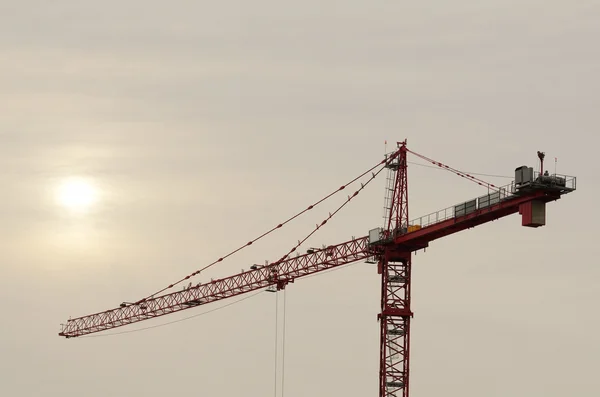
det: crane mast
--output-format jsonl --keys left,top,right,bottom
{"left": 378, "top": 141, "right": 412, "bottom": 396}
{"left": 58, "top": 141, "right": 576, "bottom": 397}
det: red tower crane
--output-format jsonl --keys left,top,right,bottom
{"left": 58, "top": 141, "right": 577, "bottom": 397}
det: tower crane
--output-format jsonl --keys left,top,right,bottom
{"left": 58, "top": 141, "right": 577, "bottom": 396}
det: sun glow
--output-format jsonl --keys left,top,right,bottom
{"left": 56, "top": 177, "right": 99, "bottom": 213}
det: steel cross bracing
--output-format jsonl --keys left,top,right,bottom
{"left": 385, "top": 145, "right": 409, "bottom": 235}
{"left": 379, "top": 254, "right": 412, "bottom": 396}
{"left": 59, "top": 237, "right": 370, "bottom": 337}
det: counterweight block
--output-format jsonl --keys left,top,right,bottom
{"left": 520, "top": 200, "right": 546, "bottom": 228}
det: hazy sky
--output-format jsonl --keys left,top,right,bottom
{"left": 1, "top": 1, "right": 599, "bottom": 396}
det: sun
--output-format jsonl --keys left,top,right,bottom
{"left": 56, "top": 177, "right": 99, "bottom": 213}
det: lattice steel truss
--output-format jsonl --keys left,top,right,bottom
{"left": 379, "top": 254, "right": 412, "bottom": 397}
{"left": 377, "top": 141, "right": 412, "bottom": 397}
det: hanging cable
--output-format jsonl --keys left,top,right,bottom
{"left": 137, "top": 150, "right": 400, "bottom": 303}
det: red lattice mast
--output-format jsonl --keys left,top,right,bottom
{"left": 378, "top": 140, "right": 412, "bottom": 397}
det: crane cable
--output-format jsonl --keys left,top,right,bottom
{"left": 406, "top": 149, "right": 501, "bottom": 192}
{"left": 266, "top": 161, "right": 386, "bottom": 279}
{"left": 407, "top": 161, "right": 512, "bottom": 179}
{"left": 137, "top": 150, "right": 400, "bottom": 304}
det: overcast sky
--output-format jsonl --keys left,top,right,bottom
{"left": 1, "top": 1, "right": 599, "bottom": 396}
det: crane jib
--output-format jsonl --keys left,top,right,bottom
{"left": 59, "top": 237, "right": 372, "bottom": 338}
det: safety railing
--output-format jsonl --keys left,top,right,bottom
{"left": 404, "top": 173, "right": 576, "bottom": 232}
{"left": 406, "top": 181, "right": 516, "bottom": 230}
{"left": 532, "top": 172, "right": 576, "bottom": 191}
